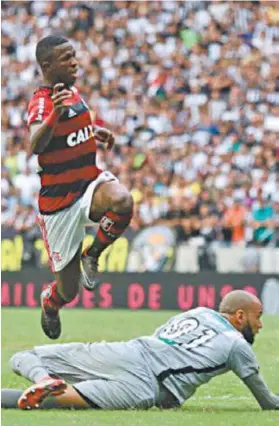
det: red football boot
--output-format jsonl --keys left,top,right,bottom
{"left": 18, "top": 377, "right": 67, "bottom": 409}
{"left": 41, "top": 285, "right": 62, "bottom": 339}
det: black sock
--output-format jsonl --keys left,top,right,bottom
{"left": 85, "top": 210, "right": 132, "bottom": 258}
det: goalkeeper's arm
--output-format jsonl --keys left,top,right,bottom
{"left": 243, "top": 373, "right": 279, "bottom": 410}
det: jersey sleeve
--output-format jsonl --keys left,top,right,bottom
{"left": 27, "top": 93, "right": 53, "bottom": 128}
{"left": 228, "top": 338, "right": 259, "bottom": 379}
{"left": 243, "top": 373, "right": 279, "bottom": 410}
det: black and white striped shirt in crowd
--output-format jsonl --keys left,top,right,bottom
{"left": 105, "top": 108, "right": 126, "bottom": 126}
{"left": 266, "top": 92, "right": 279, "bottom": 106}
{"left": 246, "top": 90, "right": 279, "bottom": 105}
{"left": 254, "top": 22, "right": 279, "bottom": 41}
{"left": 264, "top": 25, "right": 279, "bottom": 41}
{"left": 246, "top": 89, "right": 261, "bottom": 104}
{"left": 234, "top": 7, "right": 252, "bottom": 33}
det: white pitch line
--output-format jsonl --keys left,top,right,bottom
{"left": 191, "top": 395, "right": 252, "bottom": 401}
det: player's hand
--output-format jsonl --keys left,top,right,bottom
{"left": 51, "top": 83, "right": 72, "bottom": 115}
{"left": 93, "top": 126, "right": 115, "bottom": 151}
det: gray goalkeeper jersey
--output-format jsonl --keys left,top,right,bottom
{"left": 135, "top": 307, "right": 259, "bottom": 405}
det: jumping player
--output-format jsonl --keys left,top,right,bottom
{"left": 2, "top": 291, "right": 279, "bottom": 410}
{"left": 27, "top": 36, "right": 133, "bottom": 339}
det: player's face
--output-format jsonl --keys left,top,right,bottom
{"left": 241, "top": 301, "right": 263, "bottom": 345}
{"left": 246, "top": 302, "right": 263, "bottom": 335}
{"left": 49, "top": 43, "right": 79, "bottom": 86}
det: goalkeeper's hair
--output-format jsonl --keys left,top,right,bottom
{"left": 36, "top": 35, "right": 68, "bottom": 66}
{"left": 219, "top": 290, "right": 259, "bottom": 314}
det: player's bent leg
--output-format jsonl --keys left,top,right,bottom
{"left": 10, "top": 350, "right": 50, "bottom": 383}
{"left": 54, "top": 243, "right": 83, "bottom": 302}
{"left": 82, "top": 181, "right": 133, "bottom": 290}
{"left": 73, "top": 378, "right": 155, "bottom": 410}
{"left": 41, "top": 245, "right": 82, "bottom": 339}
{"left": 52, "top": 384, "right": 92, "bottom": 409}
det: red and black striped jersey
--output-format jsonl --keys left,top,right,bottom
{"left": 27, "top": 86, "right": 101, "bottom": 215}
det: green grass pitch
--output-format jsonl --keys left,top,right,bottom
{"left": 2, "top": 308, "right": 279, "bottom": 426}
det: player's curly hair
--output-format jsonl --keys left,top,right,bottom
{"left": 36, "top": 35, "right": 68, "bottom": 66}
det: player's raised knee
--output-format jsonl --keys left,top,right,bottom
{"left": 111, "top": 186, "right": 134, "bottom": 213}
{"left": 9, "top": 350, "right": 32, "bottom": 373}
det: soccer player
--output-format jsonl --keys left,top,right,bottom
{"left": 27, "top": 36, "right": 133, "bottom": 339}
{"left": 2, "top": 291, "right": 279, "bottom": 410}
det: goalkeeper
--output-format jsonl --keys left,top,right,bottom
{"left": 2, "top": 290, "right": 279, "bottom": 410}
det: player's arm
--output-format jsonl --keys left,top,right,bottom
{"left": 229, "top": 339, "right": 279, "bottom": 410}
{"left": 243, "top": 373, "right": 279, "bottom": 410}
{"left": 92, "top": 125, "right": 115, "bottom": 151}
{"left": 29, "top": 83, "right": 71, "bottom": 154}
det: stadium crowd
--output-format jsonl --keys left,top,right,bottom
{"left": 2, "top": 1, "right": 279, "bottom": 254}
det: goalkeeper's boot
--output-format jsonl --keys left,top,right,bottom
{"left": 18, "top": 377, "right": 66, "bottom": 409}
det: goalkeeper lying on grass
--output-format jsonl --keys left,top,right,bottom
{"left": 2, "top": 290, "right": 279, "bottom": 410}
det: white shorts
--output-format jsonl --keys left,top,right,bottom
{"left": 38, "top": 171, "right": 118, "bottom": 272}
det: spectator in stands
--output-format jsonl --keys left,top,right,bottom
{"left": 223, "top": 197, "right": 247, "bottom": 245}
{"left": 273, "top": 194, "right": 279, "bottom": 247}
{"left": 250, "top": 192, "right": 274, "bottom": 247}
{"left": 1, "top": 0, "right": 278, "bottom": 265}
{"left": 13, "top": 203, "right": 41, "bottom": 264}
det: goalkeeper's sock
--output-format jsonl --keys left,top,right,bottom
{"left": 1, "top": 389, "right": 65, "bottom": 409}
{"left": 1, "top": 389, "right": 23, "bottom": 408}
